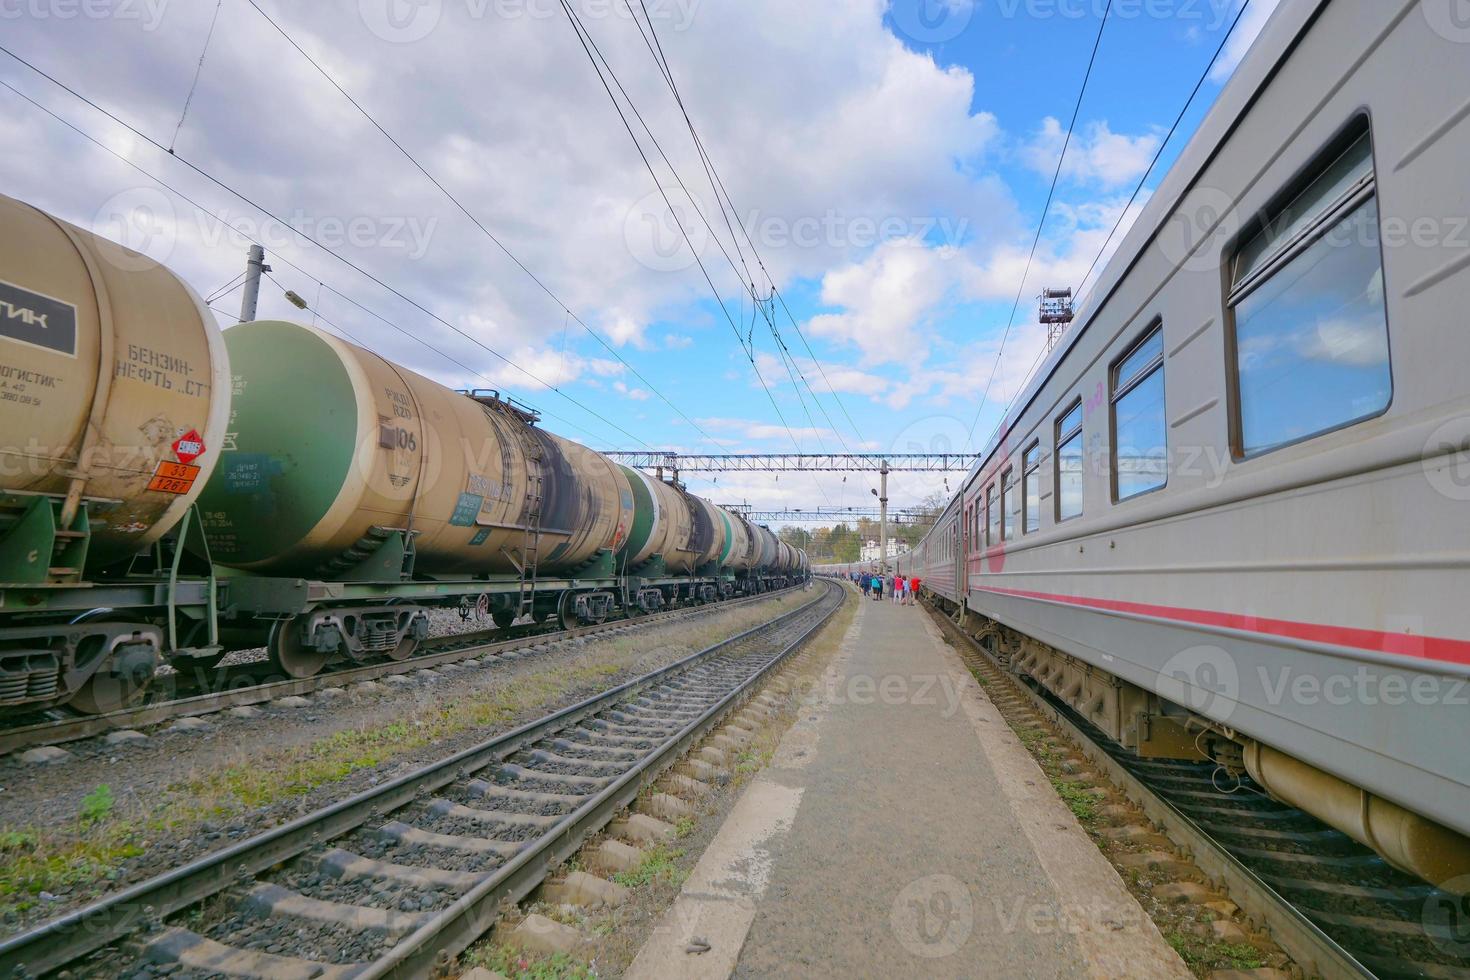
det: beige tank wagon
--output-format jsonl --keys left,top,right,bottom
{"left": 0, "top": 193, "right": 229, "bottom": 712}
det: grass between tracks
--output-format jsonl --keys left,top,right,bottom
{"left": 941, "top": 618, "right": 1283, "bottom": 978}
{"left": 462, "top": 584, "right": 858, "bottom": 980}
{"left": 0, "top": 593, "right": 810, "bottom": 925}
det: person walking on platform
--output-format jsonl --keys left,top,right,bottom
{"left": 872, "top": 575, "right": 883, "bottom": 601}
{"left": 861, "top": 575, "right": 871, "bottom": 598}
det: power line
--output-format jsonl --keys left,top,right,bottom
{"left": 624, "top": 0, "right": 866, "bottom": 452}
{"left": 964, "top": 0, "right": 1115, "bottom": 453}
{"left": 968, "top": 0, "right": 1257, "bottom": 465}
{"left": 242, "top": 0, "right": 719, "bottom": 452}
{"left": 0, "top": 44, "right": 653, "bottom": 450}
{"left": 553, "top": 0, "right": 808, "bottom": 462}
{"left": 0, "top": 74, "right": 620, "bottom": 450}
{"left": 1073, "top": 0, "right": 1254, "bottom": 302}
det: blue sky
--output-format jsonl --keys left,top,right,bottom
{"left": 2, "top": 0, "right": 1280, "bottom": 516}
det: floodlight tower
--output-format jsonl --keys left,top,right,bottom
{"left": 1040, "top": 287, "right": 1075, "bottom": 352}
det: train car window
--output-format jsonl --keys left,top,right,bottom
{"left": 1023, "top": 443, "right": 1040, "bottom": 533}
{"left": 1228, "top": 125, "right": 1390, "bottom": 457}
{"left": 1001, "top": 467, "right": 1016, "bottom": 540}
{"left": 1056, "top": 401, "right": 1084, "bottom": 522}
{"left": 1112, "top": 323, "right": 1167, "bottom": 500}
{"left": 986, "top": 483, "right": 999, "bottom": 545}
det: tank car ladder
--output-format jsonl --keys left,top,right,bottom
{"left": 516, "top": 473, "right": 544, "bottom": 624}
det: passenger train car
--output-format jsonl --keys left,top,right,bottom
{"left": 915, "top": 0, "right": 1470, "bottom": 888}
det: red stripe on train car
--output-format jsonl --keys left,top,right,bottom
{"left": 969, "top": 585, "right": 1470, "bottom": 668}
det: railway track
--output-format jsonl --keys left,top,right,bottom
{"left": 0, "top": 581, "right": 842, "bottom": 978}
{"left": 0, "top": 587, "right": 799, "bottom": 758}
{"left": 925, "top": 602, "right": 1470, "bottom": 980}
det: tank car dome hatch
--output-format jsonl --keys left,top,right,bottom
{"left": 0, "top": 193, "right": 231, "bottom": 568}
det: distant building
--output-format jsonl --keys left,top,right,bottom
{"left": 859, "top": 539, "right": 910, "bottom": 563}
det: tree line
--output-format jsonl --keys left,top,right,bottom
{"left": 776, "top": 491, "right": 948, "bottom": 563}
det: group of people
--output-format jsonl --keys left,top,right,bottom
{"left": 853, "top": 571, "right": 921, "bottom": 605}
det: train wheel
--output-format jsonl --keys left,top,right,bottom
{"left": 492, "top": 609, "right": 516, "bottom": 630}
{"left": 268, "top": 617, "right": 331, "bottom": 679}
{"left": 385, "top": 634, "right": 418, "bottom": 662}
{"left": 70, "top": 667, "right": 150, "bottom": 715}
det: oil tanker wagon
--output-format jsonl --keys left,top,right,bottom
{"left": 193, "top": 319, "right": 807, "bottom": 679}
{"left": 0, "top": 190, "right": 806, "bottom": 712}
{"left": 0, "top": 193, "right": 230, "bottom": 713}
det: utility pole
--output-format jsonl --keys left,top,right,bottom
{"left": 878, "top": 458, "right": 889, "bottom": 573}
{"left": 239, "top": 244, "right": 270, "bottom": 323}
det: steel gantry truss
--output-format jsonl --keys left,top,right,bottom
{"left": 719, "top": 506, "right": 935, "bottom": 525}
{"left": 608, "top": 452, "right": 973, "bottom": 572}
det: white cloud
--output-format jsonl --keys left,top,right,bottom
{"left": 1, "top": 0, "right": 1011, "bottom": 414}
{"left": 1022, "top": 118, "right": 1161, "bottom": 190}
{"left": 806, "top": 240, "right": 965, "bottom": 366}
{"left": 614, "top": 380, "right": 653, "bottom": 401}
{"left": 698, "top": 416, "right": 837, "bottom": 444}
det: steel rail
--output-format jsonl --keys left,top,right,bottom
{"left": 368, "top": 581, "right": 843, "bottom": 978}
{"left": 0, "top": 586, "right": 796, "bottom": 757}
{"left": 0, "top": 582, "right": 840, "bottom": 978}
{"left": 923, "top": 602, "right": 1374, "bottom": 980}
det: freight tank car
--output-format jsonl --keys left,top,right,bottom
{"left": 0, "top": 201, "right": 810, "bottom": 712}
{"left": 0, "top": 193, "right": 230, "bottom": 713}
{"left": 197, "top": 320, "right": 807, "bottom": 678}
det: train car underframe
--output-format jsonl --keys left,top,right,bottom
{"left": 0, "top": 495, "right": 220, "bottom": 714}
{"left": 928, "top": 590, "right": 1470, "bottom": 893}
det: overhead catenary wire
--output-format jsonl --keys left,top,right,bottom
{"left": 553, "top": 1, "right": 808, "bottom": 460}
{"left": 168, "top": 0, "right": 223, "bottom": 152}
{"left": 964, "top": 0, "right": 1115, "bottom": 454}
{"left": 0, "top": 76, "right": 621, "bottom": 451}
{"left": 1072, "top": 0, "right": 1254, "bottom": 303}
{"left": 0, "top": 44, "right": 653, "bottom": 450}
{"left": 241, "top": 0, "right": 722, "bottom": 454}
{"left": 968, "top": 0, "right": 1257, "bottom": 464}
{"left": 622, "top": 0, "right": 866, "bottom": 454}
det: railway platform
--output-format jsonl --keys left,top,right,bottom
{"left": 626, "top": 588, "right": 1190, "bottom": 979}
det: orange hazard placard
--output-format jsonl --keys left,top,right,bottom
{"left": 147, "top": 460, "right": 201, "bottom": 495}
